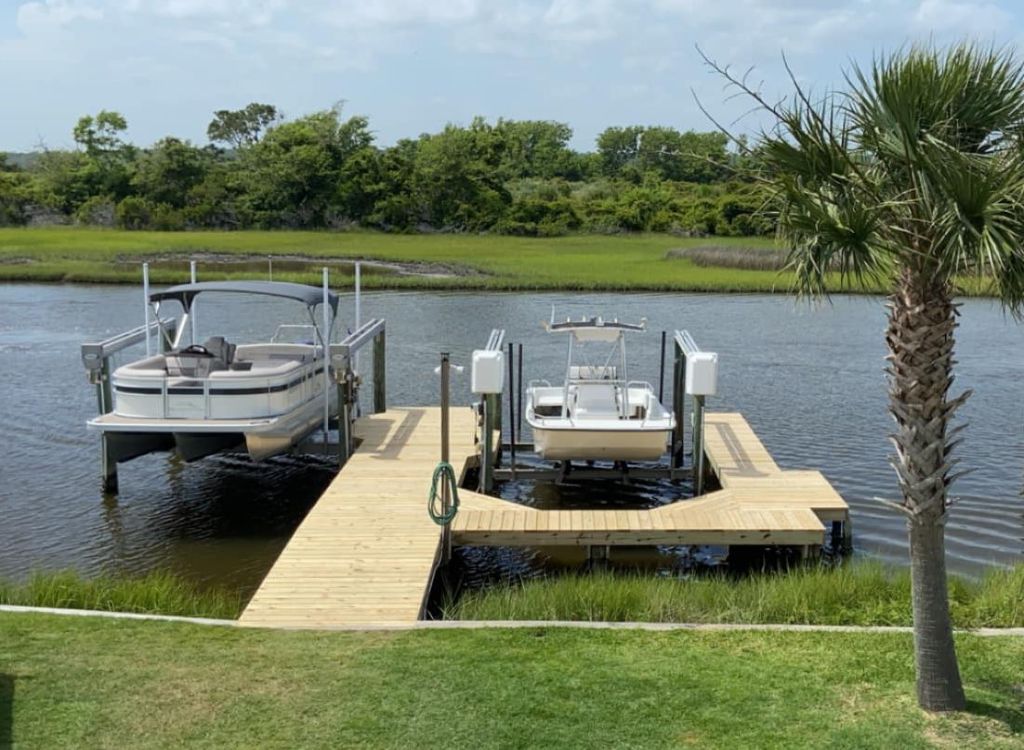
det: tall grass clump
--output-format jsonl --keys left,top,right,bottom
{"left": 446, "top": 562, "right": 1024, "bottom": 627}
{"left": 0, "top": 570, "right": 244, "bottom": 619}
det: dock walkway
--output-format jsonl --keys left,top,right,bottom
{"left": 241, "top": 408, "right": 848, "bottom": 630}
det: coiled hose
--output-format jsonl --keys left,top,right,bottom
{"left": 427, "top": 461, "right": 460, "bottom": 525}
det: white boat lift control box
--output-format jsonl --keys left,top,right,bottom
{"left": 685, "top": 351, "right": 718, "bottom": 396}
{"left": 471, "top": 349, "right": 505, "bottom": 394}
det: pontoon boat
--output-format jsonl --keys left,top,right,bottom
{"left": 525, "top": 315, "right": 675, "bottom": 462}
{"left": 86, "top": 281, "right": 338, "bottom": 463}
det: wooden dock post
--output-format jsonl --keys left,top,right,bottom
{"left": 100, "top": 433, "right": 118, "bottom": 494}
{"left": 373, "top": 328, "right": 386, "bottom": 413}
{"left": 480, "top": 394, "right": 497, "bottom": 493}
{"left": 692, "top": 394, "right": 706, "bottom": 495}
{"left": 671, "top": 341, "right": 686, "bottom": 469}
{"left": 337, "top": 370, "right": 354, "bottom": 465}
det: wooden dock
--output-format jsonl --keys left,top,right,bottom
{"left": 240, "top": 407, "right": 848, "bottom": 630}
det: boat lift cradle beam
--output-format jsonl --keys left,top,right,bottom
{"left": 330, "top": 318, "right": 387, "bottom": 465}
{"left": 81, "top": 316, "right": 178, "bottom": 493}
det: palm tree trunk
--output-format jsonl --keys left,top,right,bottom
{"left": 887, "top": 266, "right": 967, "bottom": 712}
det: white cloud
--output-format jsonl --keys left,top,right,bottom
{"left": 16, "top": 0, "right": 103, "bottom": 33}
{"left": 913, "top": 0, "right": 1012, "bottom": 34}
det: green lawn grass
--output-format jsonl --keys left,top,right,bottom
{"left": 448, "top": 563, "right": 1024, "bottom": 627}
{"left": 0, "top": 226, "right": 864, "bottom": 292}
{"left": 1, "top": 612, "right": 1021, "bottom": 748}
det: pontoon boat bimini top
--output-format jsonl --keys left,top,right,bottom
{"left": 150, "top": 280, "right": 339, "bottom": 313}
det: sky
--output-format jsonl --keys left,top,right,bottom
{"left": 1, "top": 0, "right": 1021, "bottom": 152}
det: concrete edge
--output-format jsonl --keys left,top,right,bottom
{"left": 0, "top": 604, "right": 236, "bottom": 627}
{"left": 5, "top": 605, "right": 1023, "bottom": 637}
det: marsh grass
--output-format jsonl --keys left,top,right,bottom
{"left": 0, "top": 570, "right": 243, "bottom": 619}
{"left": 447, "top": 562, "right": 1024, "bottom": 627}
{"left": 0, "top": 227, "right": 850, "bottom": 292}
{"left": 666, "top": 244, "right": 791, "bottom": 271}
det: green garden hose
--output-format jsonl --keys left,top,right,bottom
{"left": 427, "top": 461, "right": 460, "bottom": 525}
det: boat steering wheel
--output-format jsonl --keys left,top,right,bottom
{"left": 181, "top": 344, "right": 212, "bottom": 356}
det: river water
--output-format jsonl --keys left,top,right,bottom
{"left": 0, "top": 284, "right": 1020, "bottom": 598}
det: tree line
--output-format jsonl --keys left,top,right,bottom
{"left": 0, "top": 103, "right": 769, "bottom": 236}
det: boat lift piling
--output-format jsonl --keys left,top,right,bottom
{"left": 507, "top": 341, "right": 516, "bottom": 478}
{"left": 330, "top": 317, "right": 387, "bottom": 465}
{"left": 81, "top": 316, "right": 177, "bottom": 492}
{"left": 672, "top": 330, "right": 718, "bottom": 495}
{"left": 475, "top": 329, "right": 506, "bottom": 493}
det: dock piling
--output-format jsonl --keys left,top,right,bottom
{"left": 508, "top": 342, "right": 516, "bottom": 478}
{"left": 692, "top": 394, "right": 706, "bottom": 495}
{"left": 373, "top": 329, "right": 386, "bottom": 413}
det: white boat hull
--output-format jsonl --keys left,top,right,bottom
{"left": 531, "top": 424, "right": 671, "bottom": 461}
{"left": 90, "top": 393, "right": 333, "bottom": 463}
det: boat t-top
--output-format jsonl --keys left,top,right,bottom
{"left": 86, "top": 280, "right": 339, "bottom": 463}
{"left": 525, "top": 314, "right": 675, "bottom": 462}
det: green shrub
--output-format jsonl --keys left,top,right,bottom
{"left": 74, "top": 194, "right": 116, "bottom": 226}
{"left": 115, "top": 196, "right": 153, "bottom": 229}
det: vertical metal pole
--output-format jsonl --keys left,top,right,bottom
{"left": 658, "top": 330, "right": 667, "bottom": 404}
{"left": 440, "top": 352, "right": 452, "bottom": 564}
{"left": 189, "top": 260, "right": 198, "bottom": 345}
{"left": 98, "top": 358, "right": 113, "bottom": 415}
{"left": 507, "top": 342, "right": 516, "bottom": 475}
{"left": 354, "top": 262, "right": 362, "bottom": 374}
{"left": 268, "top": 256, "right": 273, "bottom": 281}
{"left": 322, "top": 268, "right": 330, "bottom": 440}
{"left": 693, "top": 394, "right": 706, "bottom": 495}
{"left": 373, "top": 330, "right": 386, "bottom": 413}
{"left": 142, "top": 263, "right": 151, "bottom": 357}
{"left": 517, "top": 342, "right": 523, "bottom": 435}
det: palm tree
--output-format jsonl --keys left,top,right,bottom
{"left": 704, "top": 43, "right": 1024, "bottom": 711}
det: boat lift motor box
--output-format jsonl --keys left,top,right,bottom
{"left": 685, "top": 351, "right": 718, "bottom": 396}
{"left": 471, "top": 349, "right": 505, "bottom": 394}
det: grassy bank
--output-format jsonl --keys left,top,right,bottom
{"left": 0, "top": 570, "right": 243, "bottom": 620}
{"left": 6, "top": 564, "right": 1023, "bottom": 630}
{"left": 2, "top": 612, "right": 1022, "bottom": 748}
{"left": 448, "top": 563, "right": 1024, "bottom": 627}
{"left": 0, "top": 226, "right": 853, "bottom": 292}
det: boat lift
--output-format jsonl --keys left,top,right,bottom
{"left": 81, "top": 261, "right": 385, "bottom": 490}
{"left": 472, "top": 327, "right": 718, "bottom": 493}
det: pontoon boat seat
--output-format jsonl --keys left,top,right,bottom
{"left": 202, "top": 336, "right": 236, "bottom": 366}
{"left": 165, "top": 337, "right": 235, "bottom": 378}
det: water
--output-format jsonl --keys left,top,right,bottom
{"left": 0, "top": 284, "right": 1021, "bottom": 599}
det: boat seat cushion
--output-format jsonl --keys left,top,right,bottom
{"left": 573, "top": 384, "right": 618, "bottom": 416}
